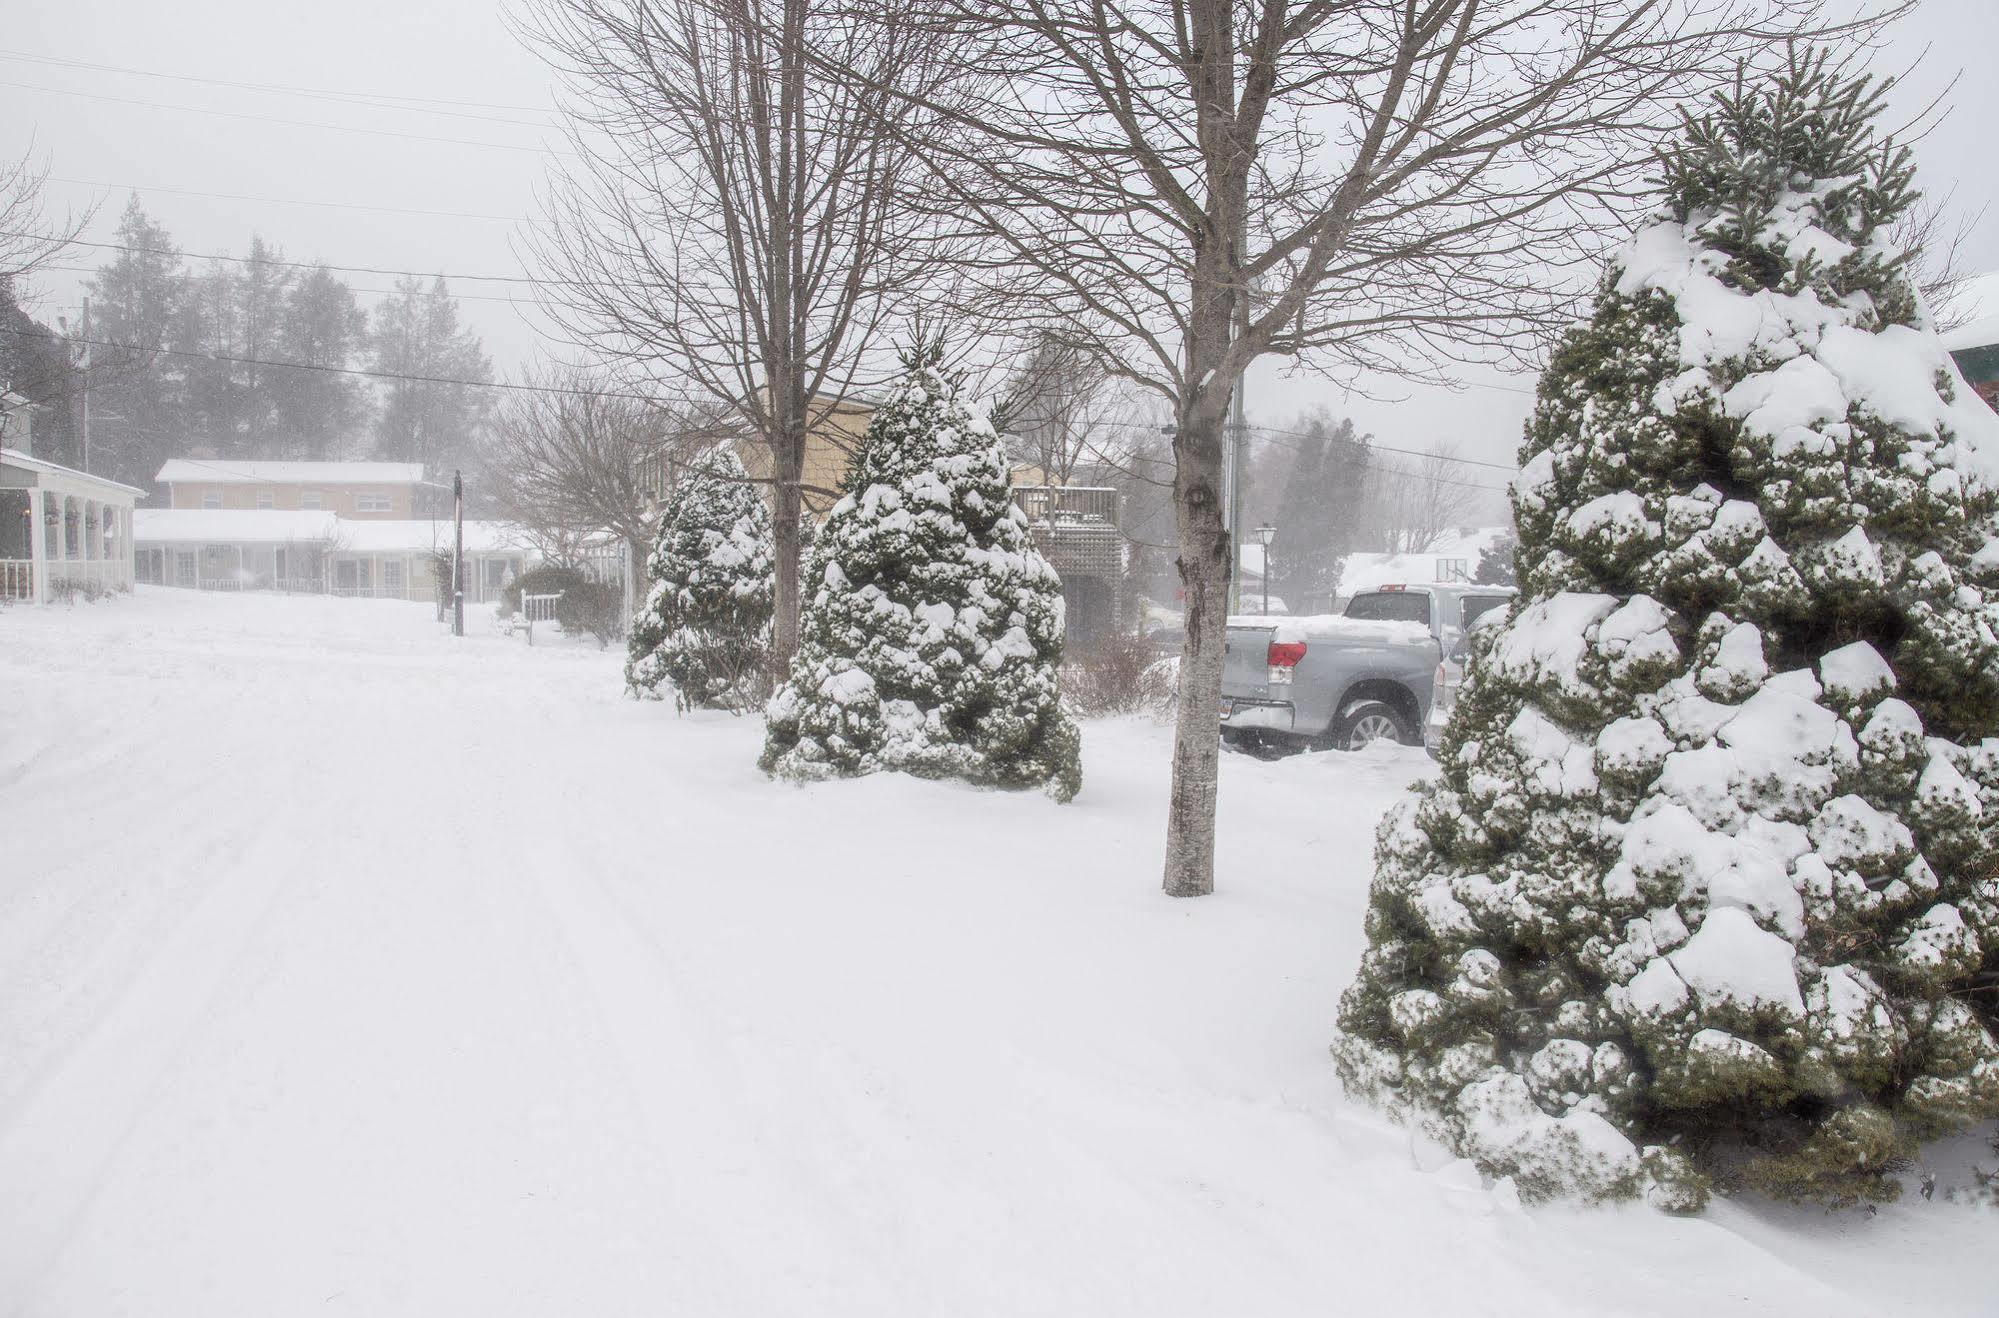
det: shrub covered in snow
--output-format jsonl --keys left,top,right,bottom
{"left": 760, "top": 348, "right": 1082, "bottom": 800}
{"left": 1335, "top": 57, "right": 1999, "bottom": 1210}
{"left": 625, "top": 447, "right": 775, "bottom": 711}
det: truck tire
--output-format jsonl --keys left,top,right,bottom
{"left": 1328, "top": 699, "right": 1417, "bottom": 751}
{"left": 1222, "top": 726, "right": 1295, "bottom": 759}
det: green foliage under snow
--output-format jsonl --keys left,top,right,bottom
{"left": 1334, "top": 57, "right": 1999, "bottom": 1210}
{"left": 626, "top": 448, "right": 776, "bottom": 711}
{"left": 760, "top": 349, "right": 1082, "bottom": 800}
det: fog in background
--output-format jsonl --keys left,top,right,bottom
{"left": 6, "top": 0, "right": 1994, "bottom": 523}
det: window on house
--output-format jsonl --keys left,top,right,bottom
{"left": 301, "top": 491, "right": 323, "bottom": 510}
{"left": 174, "top": 551, "right": 196, "bottom": 587}
{"left": 256, "top": 491, "right": 274, "bottom": 510}
{"left": 1435, "top": 558, "right": 1469, "bottom": 583}
{"left": 202, "top": 491, "right": 223, "bottom": 510}
{"left": 356, "top": 492, "right": 392, "bottom": 513}
{"left": 382, "top": 559, "right": 404, "bottom": 593}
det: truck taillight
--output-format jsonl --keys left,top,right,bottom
{"left": 1267, "top": 640, "right": 1306, "bottom": 684}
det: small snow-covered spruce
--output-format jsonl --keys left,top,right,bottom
{"left": 1334, "top": 54, "right": 1999, "bottom": 1212}
{"left": 1473, "top": 532, "right": 1518, "bottom": 588}
{"left": 625, "top": 446, "right": 776, "bottom": 712}
{"left": 760, "top": 346, "right": 1082, "bottom": 800}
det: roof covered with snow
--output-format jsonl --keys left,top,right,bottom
{"left": 1940, "top": 271, "right": 1999, "bottom": 354}
{"left": 133, "top": 509, "right": 341, "bottom": 544}
{"left": 132, "top": 511, "right": 534, "bottom": 554}
{"left": 1337, "top": 527, "right": 1509, "bottom": 598}
{"left": 1, "top": 447, "right": 148, "bottom": 498}
{"left": 153, "top": 459, "right": 427, "bottom": 486}
{"left": 333, "top": 519, "right": 535, "bottom": 555}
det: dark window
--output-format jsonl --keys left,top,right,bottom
{"left": 1461, "top": 595, "right": 1511, "bottom": 629}
{"left": 1345, "top": 591, "right": 1431, "bottom": 624}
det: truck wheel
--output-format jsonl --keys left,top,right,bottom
{"left": 1222, "top": 727, "right": 1292, "bottom": 760}
{"left": 1329, "top": 699, "right": 1416, "bottom": 751}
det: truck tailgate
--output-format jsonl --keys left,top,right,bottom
{"left": 1222, "top": 624, "right": 1276, "bottom": 699}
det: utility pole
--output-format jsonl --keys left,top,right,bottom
{"left": 452, "top": 469, "right": 465, "bottom": 638}
{"left": 78, "top": 297, "right": 91, "bottom": 474}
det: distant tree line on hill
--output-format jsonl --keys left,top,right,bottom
{"left": 77, "top": 196, "right": 493, "bottom": 493}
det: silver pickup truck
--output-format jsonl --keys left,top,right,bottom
{"left": 1220, "top": 583, "right": 1516, "bottom": 753}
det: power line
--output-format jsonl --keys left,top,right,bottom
{"left": 1248, "top": 424, "right": 1519, "bottom": 478}
{"left": 1098, "top": 416, "right": 1520, "bottom": 475}
{"left": 0, "top": 78, "right": 576, "bottom": 158}
{"left": 50, "top": 176, "right": 540, "bottom": 225}
{"left": 8, "top": 229, "right": 571, "bottom": 288}
{"left": 0, "top": 324, "right": 661, "bottom": 402}
{"left": 35, "top": 262, "right": 539, "bottom": 306}
{"left": 0, "top": 48, "right": 560, "bottom": 117}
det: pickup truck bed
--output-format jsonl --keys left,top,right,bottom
{"left": 1219, "top": 583, "right": 1515, "bottom": 753}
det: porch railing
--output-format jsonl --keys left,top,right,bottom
{"left": 1, "top": 557, "right": 135, "bottom": 601}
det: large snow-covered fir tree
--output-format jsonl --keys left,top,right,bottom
{"left": 1335, "top": 57, "right": 1999, "bottom": 1210}
{"left": 625, "top": 447, "right": 776, "bottom": 711}
{"left": 760, "top": 348, "right": 1082, "bottom": 800}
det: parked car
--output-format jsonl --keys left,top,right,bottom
{"left": 1423, "top": 603, "right": 1513, "bottom": 757}
{"left": 1219, "top": 582, "right": 1517, "bottom": 753}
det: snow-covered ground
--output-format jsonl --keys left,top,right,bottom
{"left": 1, "top": 589, "right": 1989, "bottom": 1317}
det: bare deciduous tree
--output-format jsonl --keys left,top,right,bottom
{"left": 0, "top": 149, "right": 88, "bottom": 290}
{"left": 526, "top": 0, "right": 960, "bottom": 669}
{"left": 1371, "top": 446, "right": 1485, "bottom": 556}
{"left": 485, "top": 366, "right": 715, "bottom": 577}
{"left": 874, "top": 0, "right": 1871, "bottom": 896}
{"left": 1897, "top": 188, "right": 1982, "bottom": 328}
{"left": 991, "top": 331, "right": 1147, "bottom": 487}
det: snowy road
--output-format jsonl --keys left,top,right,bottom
{"left": 1, "top": 590, "right": 1989, "bottom": 1317}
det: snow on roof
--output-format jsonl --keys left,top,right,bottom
{"left": 332, "top": 519, "right": 535, "bottom": 555}
{"left": 1338, "top": 527, "right": 1509, "bottom": 597}
{"left": 153, "top": 459, "right": 427, "bottom": 486}
{"left": 133, "top": 509, "right": 342, "bottom": 544}
{"left": 1940, "top": 272, "right": 1999, "bottom": 352}
{"left": 1227, "top": 613, "right": 1432, "bottom": 645}
{"left": 131, "top": 511, "right": 533, "bottom": 554}
{"left": 0, "top": 447, "right": 148, "bottom": 498}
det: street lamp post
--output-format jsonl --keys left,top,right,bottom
{"left": 452, "top": 470, "right": 465, "bottom": 638}
{"left": 1254, "top": 523, "right": 1277, "bottom": 616}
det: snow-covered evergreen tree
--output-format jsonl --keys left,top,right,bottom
{"left": 760, "top": 348, "right": 1082, "bottom": 800}
{"left": 1335, "top": 57, "right": 1999, "bottom": 1210}
{"left": 625, "top": 447, "right": 775, "bottom": 711}
{"left": 1472, "top": 532, "right": 1518, "bottom": 587}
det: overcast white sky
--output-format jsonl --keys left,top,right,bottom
{"left": 6, "top": 0, "right": 1994, "bottom": 512}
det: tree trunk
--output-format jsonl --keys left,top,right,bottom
{"left": 1162, "top": 397, "right": 1232, "bottom": 898}
{"left": 766, "top": 0, "right": 807, "bottom": 677}
{"left": 770, "top": 428, "right": 804, "bottom": 671}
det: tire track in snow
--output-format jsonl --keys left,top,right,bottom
{"left": 522, "top": 822, "right": 908, "bottom": 1315}
{"left": 0, "top": 807, "right": 302, "bottom": 1314}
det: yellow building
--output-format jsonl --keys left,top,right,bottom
{"left": 155, "top": 459, "right": 431, "bottom": 520}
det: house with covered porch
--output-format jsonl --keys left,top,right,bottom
{"left": 131, "top": 508, "right": 536, "bottom": 604}
{"left": 131, "top": 509, "right": 339, "bottom": 591}
{"left": 0, "top": 448, "right": 140, "bottom": 602}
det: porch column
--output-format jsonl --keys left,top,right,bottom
{"left": 27, "top": 486, "right": 46, "bottom": 604}
{"left": 87, "top": 501, "right": 101, "bottom": 592}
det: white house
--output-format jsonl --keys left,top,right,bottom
{"left": 132, "top": 508, "right": 536, "bottom": 604}
{"left": 325, "top": 519, "right": 536, "bottom": 603}
{"left": 131, "top": 509, "right": 340, "bottom": 591}
{"left": 1, "top": 447, "right": 141, "bottom": 603}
